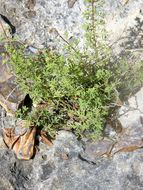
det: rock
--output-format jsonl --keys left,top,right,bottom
{"left": 83, "top": 138, "right": 114, "bottom": 159}
{"left": 103, "top": 119, "right": 123, "bottom": 140}
{"left": 0, "top": 1, "right": 143, "bottom": 189}
{"left": 0, "top": 119, "right": 7, "bottom": 149}
{"left": 81, "top": 87, "right": 143, "bottom": 162}
{"left": 0, "top": 149, "right": 33, "bottom": 190}
{"left": 1, "top": 103, "right": 143, "bottom": 189}
{"left": 0, "top": 16, "right": 12, "bottom": 39}
{"left": 0, "top": 0, "right": 86, "bottom": 52}
{"left": 30, "top": 135, "right": 143, "bottom": 190}
{"left": 109, "top": 87, "right": 143, "bottom": 155}
{"left": 118, "top": 87, "right": 143, "bottom": 128}
{"left": 135, "top": 87, "right": 143, "bottom": 111}
{"left": 0, "top": 17, "right": 25, "bottom": 115}
{"left": 111, "top": 123, "right": 143, "bottom": 155}
{"left": 1, "top": 126, "right": 143, "bottom": 190}
{"left": 0, "top": 44, "right": 25, "bottom": 115}
{"left": 68, "top": 0, "right": 77, "bottom": 8}
{"left": 105, "top": 0, "right": 143, "bottom": 58}
{"left": 0, "top": 0, "right": 142, "bottom": 59}
{"left": 103, "top": 123, "right": 118, "bottom": 139}
{"left": 0, "top": 14, "right": 16, "bottom": 38}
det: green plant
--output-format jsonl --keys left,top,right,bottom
{"left": 5, "top": 0, "right": 143, "bottom": 139}
{"left": 8, "top": 46, "right": 113, "bottom": 138}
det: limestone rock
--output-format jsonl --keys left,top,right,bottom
{"left": 0, "top": 1, "right": 143, "bottom": 189}
{"left": 0, "top": 44, "right": 25, "bottom": 115}
{"left": 83, "top": 138, "right": 114, "bottom": 159}
{"left": 0, "top": 106, "right": 143, "bottom": 190}
{"left": 111, "top": 123, "right": 143, "bottom": 155}
{"left": 0, "top": 0, "right": 143, "bottom": 59}
{"left": 105, "top": 0, "right": 143, "bottom": 58}
{"left": 118, "top": 87, "right": 143, "bottom": 128}
{"left": 0, "top": 0, "right": 85, "bottom": 53}
{"left": 1, "top": 125, "right": 143, "bottom": 190}
{"left": 0, "top": 15, "right": 24, "bottom": 115}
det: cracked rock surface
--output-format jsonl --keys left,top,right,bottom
{"left": 0, "top": 0, "right": 143, "bottom": 58}
{"left": 0, "top": 41, "right": 25, "bottom": 115}
{"left": 0, "top": 0, "right": 85, "bottom": 53}
{"left": 118, "top": 87, "right": 143, "bottom": 127}
{"left": 0, "top": 130, "right": 143, "bottom": 190}
{"left": 1, "top": 86, "right": 143, "bottom": 190}
{"left": 0, "top": 0, "right": 143, "bottom": 189}
{"left": 105, "top": 0, "right": 143, "bottom": 58}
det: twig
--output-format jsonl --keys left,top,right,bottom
{"left": 125, "top": 48, "right": 143, "bottom": 52}
{"left": 4, "top": 85, "right": 18, "bottom": 103}
{"left": 55, "top": 29, "right": 79, "bottom": 54}
{"left": 123, "top": 0, "right": 130, "bottom": 6}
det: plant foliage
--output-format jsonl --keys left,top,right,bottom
{"left": 5, "top": 0, "right": 143, "bottom": 139}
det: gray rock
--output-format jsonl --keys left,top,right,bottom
{"left": 118, "top": 87, "right": 143, "bottom": 128}
{"left": 0, "top": 16, "right": 12, "bottom": 39}
{"left": 0, "top": 149, "right": 33, "bottom": 190}
{"left": 1, "top": 100, "right": 143, "bottom": 190}
{"left": 1, "top": 127, "right": 143, "bottom": 190}
{"left": 1, "top": 99, "right": 143, "bottom": 190}
{"left": 0, "top": 0, "right": 85, "bottom": 53}
{"left": 105, "top": 0, "right": 143, "bottom": 58}
{"left": 0, "top": 0, "right": 143, "bottom": 190}
{"left": 103, "top": 123, "right": 118, "bottom": 139}
{"left": 1, "top": 83, "right": 143, "bottom": 190}
{"left": 0, "top": 0, "right": 143, "bottom": 59}
{"left": 0, "top": 42, "right": 25, "bottom": 115}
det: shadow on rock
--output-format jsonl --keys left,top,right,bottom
{"left": 120, "top": 16, "right": 143, "bottom": 52}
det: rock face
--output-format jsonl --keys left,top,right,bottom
{"left": 0, "top": 0, "right": 143, "bottom": 58}
{"left": 0, "top": 88, "right": 143, "bottom": 190}
{"left": 0, "top": 16, "right": 25, "bottom": 115}
{"left": 83, "top": 87, "right": 143, "bottom": 159}
{"left": 111, "top": 87, "right": 143, "bottom": 154}
{"left": 118, "top": 87, "right": 143, "bottom": 127}
{"left": 1, "top": 86, "right": 143, "bottom": 190}
{"left": 105, "top": 0, "right": 143, "bottom": 58}
{"left": 0, "top": 0, "right": 85, "bottom": 53}
{"left": 1, "top": 120, "right": 143, "bottom": 190}
{"left": 0, "top": 0, "right": 143, "bottom": 189}
{"left": 0, "top": 44, "right": 25, "bottom": 115}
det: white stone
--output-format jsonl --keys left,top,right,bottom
{"left": 135, "top": 87, "right": 143, "bottom": 112}
{"left": 128, "top": 96, "right": 137, "bottom": 109}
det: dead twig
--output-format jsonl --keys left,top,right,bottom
{"left": 4, "top": 85, "right": 18, "bottom": 103}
